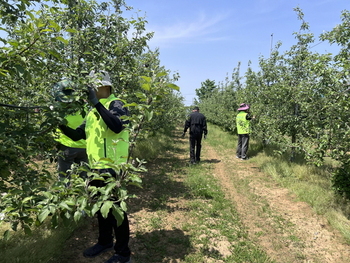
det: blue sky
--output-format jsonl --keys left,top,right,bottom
{"left": 126, "top": 0, "right": 350, "bottom": 105}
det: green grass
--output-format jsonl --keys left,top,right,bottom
{"left": 208, "top": 124, "right": 350, "bottom": 243}
{"left": 128, "top": 128, "right": 274, "bottom": 262}
{"left": 0, "top": 220, "right": 85, "bottom": 263}
{"left": 2, "top": 124, "right": 349, "bottom": 262}
{"left": 182, "top": 164, "right": 273, "bottom": 262}
{"left": 253, "top": 150, "right": 350, "bottom": 242}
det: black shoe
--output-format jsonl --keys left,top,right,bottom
{"left": 241, "top": 157, "right": 249, "bottom": 160}
{"left": 105, "top": 254, "right": 131, "bottom": 263}
{"left": 83, "top": 242, "right": 114, "bottom": 258}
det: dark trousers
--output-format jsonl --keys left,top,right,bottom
{"left": 189, "top": 133, "right": 202, "bottom": 162}
{"left": 236, "top": 134, "right": 250, "bottom": 159}
{"left": 97, "top": 210, "right": 131, "bottom": 257}
{"left": 91, "top": 168, "right": 131, "bottom": 257}
{"left": 57, "top": 144, "right": 88, "bottom": 179}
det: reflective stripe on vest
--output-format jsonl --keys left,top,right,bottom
{"left": 85, "top": 94, "right": 129, "bottom": 169}
{"left": 236, "top": 112, "right": 250, "bottom": 134}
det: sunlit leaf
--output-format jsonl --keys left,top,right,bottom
{"left": 74, "top": 211, "right": 82, "bottom": 222}
{"left": 111, "top": 204, "right": 124, "bottom": 227}
{"left": 38, "top": 208, "right": 50, "bottom": 223}
{"left": 101, "top": 201, "right": 113, "bottom": 218}
{"left": 166, "top": 83, "right": 180, "bottom": 91}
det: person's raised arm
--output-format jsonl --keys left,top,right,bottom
{"left": 88, "top": 87, "right": 128, "bottom": 134}
{"left": 59, "top": 121, "right": 86, "bottom": 141}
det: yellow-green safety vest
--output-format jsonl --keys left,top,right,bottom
{"left": 236, "top": 111, "right": 250, "bottom": 134}
{"left": 85, "top": 94, "right": 129, "bottom": 169}
{"left": 55, "top": 112, "right": 86, "bottom": 148}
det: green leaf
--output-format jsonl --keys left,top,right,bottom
{"left": 38, "top": 208, "right": 50, "bottom": 223}
{"left": 49, "top": 21, "right": 61, "bottom": 31}
{"left": 3, "top": 230, "right": 10, "bottom": 240}
{"left": 26, "top": 11, "right": 35, "bottom": 21}
{"left": 144, "top": 110, "right": 153, "bottom": 121}
{"left": 66, "top": 28, "right": 78, "bottom": 33}
{"left": 56, "top": 36, "right": 68, "bottom": 44}
{"left": 51, "top": 214, "right": 58, "bottom": 228}
{"left": 74, "top": 211, "right": 82, "bottom": 222}
{"left": 91, "top": 202, "right": 101, "bottom": 216}
{"left": 59, "top": 201, "right": 72, "bottom": 211}
{"left": 22, "top": 196, "right": 33, "bottom": 203}
{"left": 166, "top": 83, "right": 180, "bottom": 91}
{"left": 14, "top": 65, "right": 25, "bottom": 77}
{"left": 23, "top": 224, "right": 32, "bottom": 235}
{"left": 100, "top": 201, "right": 113, "bottom": 218}
{"left": 120, "top": 201, "right": 127, "bottom": 211}
{"left": 37, "top": 22, "right": 46, "bottom": 28}
{"left": 42, "top": 192, "right": 53, "bottom": 200}
{"left": 141, "top": 83, "right": 151, "bottom": 91}
{"left": 111, "top": 204, "right": 124, "bottom": 227}
{"left": 124, "top": 102, "right": 138, "bottom": 107}
{"left": 156, "top": 72, "right": 167, "bottom": 78}
{"left": 65, "top": 199, "right": 76, "bottom": 206}
{"left": 105, "top": 182, "right": 116, "bottom": 195}
{"left": 141, "top": 76, "right": 151, "bottom": 82}
{"left": 78, "top": 197, "right": 87, "bottom": 210}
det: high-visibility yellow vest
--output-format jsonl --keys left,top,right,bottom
{"left": 55, "top": 112, "right": 86, "bottom": 148}
{"left": 85, "top": 94, "right": 129, "bottom": 169}
{"left": 236, "top": 111, "right": 250, "bottom": 134}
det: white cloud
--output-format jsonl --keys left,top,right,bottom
{"left": 149, "top": 11, "right": 230, "bottom": 46}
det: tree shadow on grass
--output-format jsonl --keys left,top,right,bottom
{"left": 131, "top": 228, "right": 192, "bottom": 263}
{"left": 202, "top": 159, "right": 221, "bottom": 164}
{"left": 128, "top": 154, "right": 192, "bottom": 213}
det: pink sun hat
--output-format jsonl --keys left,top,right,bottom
{"left": 237, "top": 103, "right": 250, "bottom": 111}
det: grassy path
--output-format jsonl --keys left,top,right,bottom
{"left": 204, "top": 125, "right": 350, "bottom": 262}
{"left": 55, "top": 125, "right": 350, "bottom": 263}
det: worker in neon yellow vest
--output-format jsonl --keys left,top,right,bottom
{"left": 52, "top": 80, "right": 88, "bottom": 182}
{"left": 59, "top": 70, "right": 131, "bottom": 263}
{"left": 236, "top": 103, "right": 254, "bottom": 160}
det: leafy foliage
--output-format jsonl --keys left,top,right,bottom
{"left": 197, "top": 8, "right": 350, "bottom": 196}
{"left": 0, "top": 0, "right": 183, "bottom": 236}
{"left": 195, "top": 79, "right": 216, "bottom": 102}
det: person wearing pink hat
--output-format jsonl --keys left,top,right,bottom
{"left": 236, "top": 103, "right": 254, "bottom": 160}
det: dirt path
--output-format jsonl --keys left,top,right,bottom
{"left": 204, "top": 143, "right": 350, "bottom": 262}
{"left": 57, "top": 133, "right": 350, "bottom": 263}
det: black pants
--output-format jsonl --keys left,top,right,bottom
{"left": 57, "top": 144, "right": 88, "bottom": 179}
{"left": 97, "top": 210, "right": 130, "bottom": 256}
{"left": 236, "top": 134, "right": 250, "bottom": 159}
{"left": 189, "top": 133, "right": 203, "bottom": 162}
{"left": 90, "top": 168, "right": 131, "bottom": 257}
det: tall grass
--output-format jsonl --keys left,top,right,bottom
{"left": 132, "top": 132, "right": 177, "bottom": 161}
{"left": 253, "top": 151, "right": 350, "bottom": 242}
{"left": 0, "top": 220, "right": 83, "bottom": 263}
{"left": 208, "top": 124, "right": 350, "bottom": 243}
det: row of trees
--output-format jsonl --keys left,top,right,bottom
{"left": 0, "top": 0, "right": 184, "bottom": 236}
{"left": 196, "top": 8, "right": 350, "bottom": 198}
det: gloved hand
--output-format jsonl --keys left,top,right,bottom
{"left": 88, "top": 86, "right": 99, "bottom": 106}
{"left": 204, "top": 134, "right": 207, "bottom": 139}
{"left": 181, "top": 132, "right": 185, "bottom": 138}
